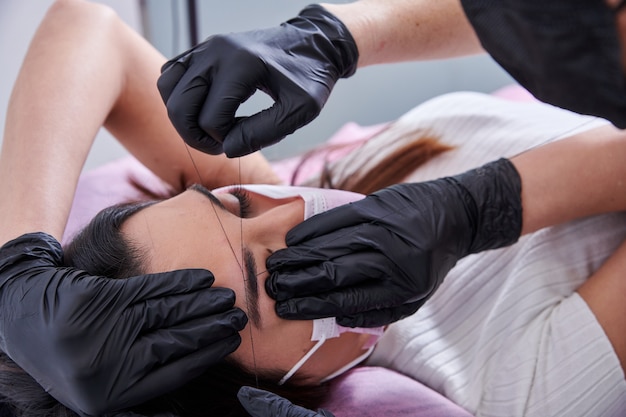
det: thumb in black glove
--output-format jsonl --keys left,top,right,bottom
{"left": 238, "top": 387, "right": 335, "bottom": 417}
{"left": 266, "top": 159, "right": 522, "bottom": 327}
{"left": 157, "top": 4, "right": 358, "bottom": 157}
{"left": 0, "top": 232, "right": 247, "bottom": 416}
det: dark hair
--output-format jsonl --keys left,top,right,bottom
{"left": 292, "top": 127, "right": 453, "bottom": 194}
{"left": 0, "top": 201, "right": 328, "bottom": 417}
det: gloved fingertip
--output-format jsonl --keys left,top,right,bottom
{"left": 223, "top": 139, "right": 254, "bottom": 158}
{"left": 265, "top": 250, "right": 289, "bottom": 271}
{"left": 196, "top": 267, "right": 216, "bottom": 279}
{"left": 335, "top": 315, "right": 361, "bottom": 328}
{"left": 236, "top": 385, "right": 255, "bottom": 402}
{"left": 237, "top": 386, "right": 273, "bottom": 413}
{"left": 285, "top": 226, "right": 306, "bottom": 246}
{"left": 275, "top": 301, "right": 297, "bottom": 318}
{"left": 230, "top": 307, "right": 249, "bottom": 330}
{"left": 160, "top": 49, "right": 192, "bottom": 74}
{"left": 185, "top": 134, "right": 225, "bottom": 156}
{"left": 181, "top": 268, "right": 216, "bottom": 286}
{"left": 222, "top": 119, "right": 285, "bottom": 158}
{"left": 156, "top": 62, "right": 187, "bottom": 102}
{"left": 264, "top": 273, "right": 280, "bottom": 300}
{"left": 160, "top": 60, "right": 175, "bottom": 74}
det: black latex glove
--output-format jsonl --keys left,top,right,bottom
{"left": 0, "top": 232, "right": 247, "bottom": 416}
{"left": 266, "top": 159, "right": 523, "bottom": 327}
{"left": 238, "top": 387, "right": 335, "bottom": 417}
{"left": 157, "top": 4, "right": 358, "bottom": 157}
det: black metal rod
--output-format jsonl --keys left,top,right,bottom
{"left": 186, "top": 0, "right": 199, "bottom": 47}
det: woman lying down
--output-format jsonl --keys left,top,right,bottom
{"left": 0, "top": 1, "right": 625, "bottom": 416}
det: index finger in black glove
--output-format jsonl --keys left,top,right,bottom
{"left": 237, "top": 387, "right": 335, "bottom": 417}
{"left": 156, "top": 5, "right": 358, "bottom": 157}
{"left": 0, "top": 233, "right": 248, "bottom": 416}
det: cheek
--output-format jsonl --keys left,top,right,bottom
{"left": 231, "top": 318, "right": 314, "bottom": 375}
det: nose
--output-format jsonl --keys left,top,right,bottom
{"left": 245, "top": 198, "right": 304, "bottom": 252}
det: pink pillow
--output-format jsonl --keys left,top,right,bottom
{"left": 491, "top": 84, "right": 537, "bottom": 102}
{"left": 324, "top": 367, "right": 473, "bottom": 417}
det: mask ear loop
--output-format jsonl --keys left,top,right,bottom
{"left": 182, "top": 144, "right": 260, "bottom": 388}
{"left": 278, "top": 337, "right": 326, "bottom": 386}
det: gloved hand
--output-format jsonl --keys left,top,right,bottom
{"left": 0, "top": 232, "right": 247, "bottom": 416}
{"left": 266, "top": 159, "right": 523, "bottom": 327}
{"left": 157, "top": 4, "right": 358, "bottom": 157}
{"left": 238, "top": 386, "right": 335, "bottom": 417}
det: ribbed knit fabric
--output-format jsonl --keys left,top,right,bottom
{"left": 358, "top": 92, "right": 626, "bottom": 416}
{"left": 324, "top": 91, "right": 607, "bottom": 186}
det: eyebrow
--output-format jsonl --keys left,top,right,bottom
{"left": 189, "top": 184, "right": 261, "bottom": 328}
{"left": 189, "top": 183, "right": 227, "bottom": 210}
{"left": 243, "top": 247, "right": 261, "bottom": 327}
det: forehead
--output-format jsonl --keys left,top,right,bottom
{"left": 121, "top": 191, "right": 245, "bottom": 286}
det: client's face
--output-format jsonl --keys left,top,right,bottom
{"left": 121, "top": 184, "right": 373, "bottom": 384}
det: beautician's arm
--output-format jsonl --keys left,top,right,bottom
{"left": 0, "top": 0, "right": 255, "bottom": 414}
{"left": 321, "top": 0, "right": 483, "bottom": 67}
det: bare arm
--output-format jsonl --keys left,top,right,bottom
{"left": 510, "top": 125, "right": 626, "bottom": 235}
{"left": 577, "top": 238, "right": 626, "bottom": 372}
{"left": 0, "top": 0, "right": 279, "bottom": 245}
{"left": 321, "top": 0, "right": 484, "bottom": 67}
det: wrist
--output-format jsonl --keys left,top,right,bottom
{"left": 319, "top": 2, "right": 379, "bottom": 67}
{"left": 295, "top": 4, "right": 359, "bottom": 77}
{"left": 454, "top": 159, "right": 523, "bottom": 254}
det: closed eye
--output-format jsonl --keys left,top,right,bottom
{"left": 229, "top": 186, "right": 252, "bottom": 217}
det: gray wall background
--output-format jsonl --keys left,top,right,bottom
{"left": 1, "top": 0, "right": 516, "bottom": 169}
{"left": 0, "top": 0, "right": 141, "bottom": 170}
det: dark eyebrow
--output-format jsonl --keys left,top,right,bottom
{"left": 189, "top": 183, "right": 228, "bottom": 211}
{"left": 189, "top": 183, "right": 261, "bottom": 328}
{"left": 243, "top": 247, "right": 261, "bottom": 327}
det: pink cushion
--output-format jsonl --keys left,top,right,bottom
{"left": 324, "top": 367, "right": 473, "bottom": 416}
{"left": 491, "top": 84, "right": 537, "bottom": 102}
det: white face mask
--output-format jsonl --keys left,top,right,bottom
{"left": 212, "top": 185, "right": 385, "bottom": 384}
